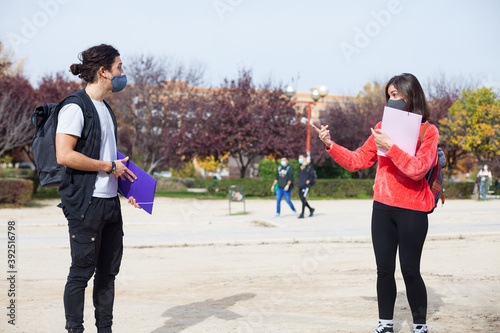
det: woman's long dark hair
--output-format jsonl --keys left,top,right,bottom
{"left": 386, "top": 73, "right": 431, "bottom": 122}
{"left": 69, "top": 44, "right": 120, "bottom": 83}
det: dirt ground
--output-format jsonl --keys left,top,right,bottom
{"left": 0, "top": 198, "right": 499, "bottom": 333}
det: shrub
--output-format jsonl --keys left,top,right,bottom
{"left": 193, "top": 178, "right": 375, "bottom": 199}
{"left": 171, "top": 162, "right": 198, "bottom": 178}
{"left": 315, "top": 161, "right": 354, "bottom": 179}
{"left": 443, "top": 181, "right": 475, "bottom": 199}
{"left": 257, "top": 158, "right": 278, "bottom": 180}
{"left": 0, "top": 178, "right": 33, "bottom": 206}
{"left": 32, "top": 186, "right": 60, "bottom": 199}
{"left": 155, "top": 177, "right": 197, "bottom": 191}
{"left": 191, "top": 178, "right": 474, "bottom": 200}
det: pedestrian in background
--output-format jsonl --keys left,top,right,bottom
{"left": 297, "top": 154, "right": 316, "bottom": 219}
{"left": 270, "top": 156, "right": 297, "bottom": 217}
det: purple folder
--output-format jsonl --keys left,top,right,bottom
{"left": 117, "top": 151, "right": 157, "bottom": 214}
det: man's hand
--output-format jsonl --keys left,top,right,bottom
{"left": 113, "top": 156, "right": 137, "bottom": 182}
{"left": 312, "top": 124, "right": 333, "bottom": 149}
{"left": 128, "top": 196, "right": 141, "bottom": 209}
{"left": 284, "top": 185, "right": 289, "bottom": 191}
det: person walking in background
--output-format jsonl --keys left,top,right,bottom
{"left": 56, "top": 44, "right": 140, "bottom": 333}
{"left": 313, "top": 73, "right": 436, "bottom": 333}
{"left": 477, "top": 165, "right": 492, "bottom": 199}
{"left": 270, "top": 156, "right": 297, "bottom": 217}
{"left": 297, "top": 154, "right": 316, "bottom": 219}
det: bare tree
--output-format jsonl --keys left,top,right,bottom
{"left": 0, "top": 75, "right": 36, "bottom": 157}
{"left": 110, "top": 55, "right": 207, "bottom": 173}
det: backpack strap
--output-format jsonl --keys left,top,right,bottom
{"left": 418, "top": 121, "right": 430, "bottom": 142}
{"left": 418, "top": 121, "right": 440, "bottom": 168}
{"left": 60, "top": 90, "right": 101, "bottom": 157}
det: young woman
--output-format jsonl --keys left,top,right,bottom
{"left": 313, "top": 73, "right": 438, "bottom": 333}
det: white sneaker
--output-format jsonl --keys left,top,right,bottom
{"left": 372, "top": 322, "right": 394, "bottom": 333}
{"left": 414, "top": 325, "right": 428, "bottom": 333}
{"left": 272, "top": 213, "right": 280, "bottom": 218}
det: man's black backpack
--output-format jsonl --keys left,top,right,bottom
{"left": 30, "top": 91, "right": 90, "bottom": 187}
{"left": 310, "top": 165, "right": 317, "bottom": 186}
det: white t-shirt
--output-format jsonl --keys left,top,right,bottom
{"left": 56, "top": 99, "right": 118, "bottom": 198}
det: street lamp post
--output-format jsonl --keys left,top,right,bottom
{"left": 285, "top": 85, "right": 328, "bottom": 159}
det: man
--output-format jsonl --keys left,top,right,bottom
{"left": 297, "top": 154, "right": 316, "bottom": 218}
{"left": 56, "top": 44, "right": 139, "bottom": 333}
{"left": 270, "top": 156, "right": 297, "bottom": 217}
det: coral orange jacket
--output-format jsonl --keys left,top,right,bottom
{"left": 326, "top": 121, "right": 439, "bottom": 212}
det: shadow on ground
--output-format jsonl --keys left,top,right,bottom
{"left": 362, "top": 286, "right": 445, "bottom": 332}
{"left": 152, "top": 293, "right": 256, "bottom": 333}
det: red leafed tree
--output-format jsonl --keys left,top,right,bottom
{"left": 319, "top": 82, "right": 386, "bottom": 179}
{"left": 178, "top": 69, "right": 304, "bottom": 178}
{"left": 36, "top": 71, "right": 83, "bottom": 104}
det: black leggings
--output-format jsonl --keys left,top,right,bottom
{"left": 299, "top": 187, "right": 312, "bottom": 214}
{"left": 371, "top": 201, "right": 428, "bottom": 324}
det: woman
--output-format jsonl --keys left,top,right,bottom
{"left": 313, "top": 73, "right": 438, "bottom": 333}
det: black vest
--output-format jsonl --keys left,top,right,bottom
{"left": 58, "top": 89, "right": 117, "bottom": 220}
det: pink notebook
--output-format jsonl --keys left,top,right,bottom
{"left": 377, "top": 106, "right": 422, "bottom": 157}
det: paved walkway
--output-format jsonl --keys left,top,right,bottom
{"left": 3, "top": 197, "right": 499, "bottom": 249}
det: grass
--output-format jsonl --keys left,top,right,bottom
{"left": 32, "top": 189, "right": 61, "bottom": 199}
{"left": 229, "top": 211, "right": 249, "bottom": 216}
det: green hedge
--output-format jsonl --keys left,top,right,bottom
{"left": 193, "top": 178, "right": 475, "bottom": 199}
{"left": 0, "top": 178, "right": 33, "bottom": 206}
{"left": 1, "top": 177, "right": 474, "bottom": 203}
{"left": 193, "top": 178, "right": 375, "bottom": 199}
{"left": 443, "top": 181, "right": 475, "bottom": 199}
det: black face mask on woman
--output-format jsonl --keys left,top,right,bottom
{"left": 387, "top": 98, "right": 407, "bottom": 111}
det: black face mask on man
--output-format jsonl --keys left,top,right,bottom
{"left": 387, "top": 98, "right": 407, "bottom": 111}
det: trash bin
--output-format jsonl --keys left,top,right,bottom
{"left": 228, "top": 185, "right": 245, "bottom": 215}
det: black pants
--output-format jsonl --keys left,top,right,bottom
{"left": 299, "top": 186, "right": 312, "bottom": 214}
{"left": 63, "top": 197, "right": 123, "bottom": 333}
{"left": 371, "top": 201, "right": 428, "bottom": 324}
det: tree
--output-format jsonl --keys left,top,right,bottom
{"left": 110, "top": 55, "right": 206, "bottom": 173}
{"left": 440, "top": 87, "right": 500, "bottom": 167}
{"left": 0, "top": 43, "right": 35, "bottom": 158}
{"left": 318, "top": 82, "right": 385, "bottom": 179}
{"left": 0, "top": 75, "right": 36, "bottom": 158}
{"left": 427, "top": 74, "right": 477, "bottom": 179}
{"left": 194, "top": 69, "right": 302, "bottom": 178}
{"left": 36, "top": 71, "right": 83, "bottom": 103}
{"left": 176, "top": 69, "right": 305, "bottom": 178}
{"left": 0, "top": 42, "right": 24, "bottom": 78}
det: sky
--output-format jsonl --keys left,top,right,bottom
{"left": 1, "top": 0, "right": 500, "bottom": 96}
